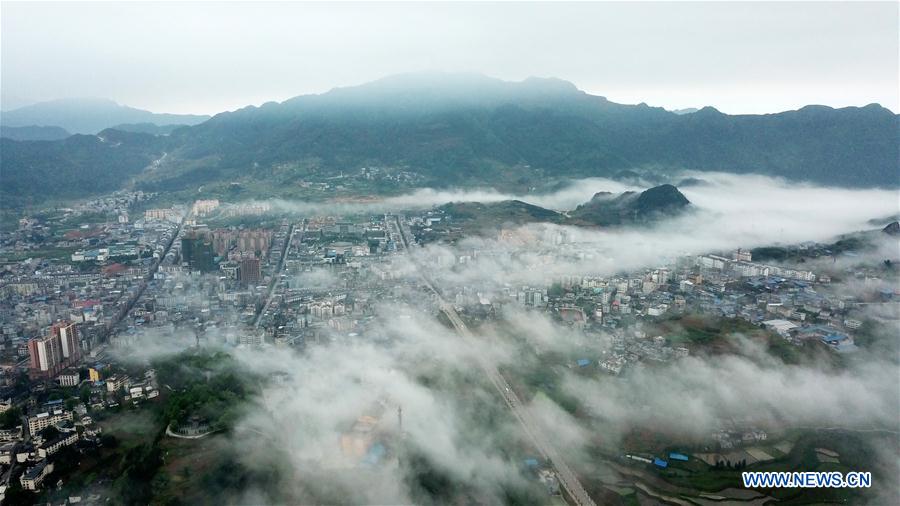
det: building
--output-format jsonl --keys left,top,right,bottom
{"left": 28, "top": 321, "right": 79, "bottom": 378}
{"left": 144, "top": 208, "right": 181, "bottom": 222}
{"left": 732, "top": 249, "right": 752, "bottom": 262}
{"left": 212, "top": 229, "right": 273, "bottom": 256}
{"left": 57, "top": 370, "right": 80, "bottom": 387}
{"left": 0, "top": 442, "right": 16, "bottom": 465}
{"left": 28, "top": 334, "right": 63, "bottom": 378}
{"left": 239, "top": 257, "right": 261, "bottom": 286}
{"left": 20, "top": 460, "right": 54, "bottom": 491}
{"left": 37, "top": 432, "right": 78, "bottom": 458}
{"left": 0, "top": 426, "right": 23, "bottom": 442}
{"left": 192, "top": 199, "right": 220, "bottom": 216}
{"left": 52, "top": 321, "right": 80, "bottom": 361}
{"left": 105, "top": 375, "right": 130, "bottom": 393}
{"left": 27, "top": 410, "right": 73, "bottom": 435}
{"left": 181, "top": 232, "right": 217, "bottom": 272}
{"left": 762, "top": 319, "right": 798, "bottom": 338}
{"left": 340, "top": 415, "right": 379, "bottom": 458}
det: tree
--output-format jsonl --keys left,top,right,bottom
{"left": 99, "top": 433, "right": 119, "bottom": 449}
{"left": 0, "top": 407, "right": 22, "bottom": 430}
{"left": 40, "top": 425, "right": 60, "bottom": 440}
{"left": 79, "top": 384, "right": 92, "bottom": 404}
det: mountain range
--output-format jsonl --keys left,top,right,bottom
{"left": 0, "top": 97, "right": 209, "bottom": 135}
{"left": 1, "top": 72, "right": 897, "bottom": 209}
{"left": 0, "top": 125, "right": 71, "bottom": 141}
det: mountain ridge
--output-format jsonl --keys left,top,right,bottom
{"left": 1, "top": 98, "right": 210, "bottom": 135}
{"left": 1, "top": 73, "right": 897, "bottom": 209}
{"left": 0, "top": 125, "right": 71, "bottom": 141}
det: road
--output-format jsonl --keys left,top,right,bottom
{"left": 101, "top": 209, "right": 188, "bottom": 341}
{"left": 253, "top": 221, "right": 299, "bottom": 328}
{"left": 392, "top": 215, "right": 596, "bottom": 506}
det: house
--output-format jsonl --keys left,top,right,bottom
{"left": 20, "top": 460, "right": 54, "bottom": 490}
{"left": 0, "top": 426, "right": 23, "bottom": 442}
{"left": 0, "top": 442, "right": 16, "bottom": 464}
{"left": 27, "top": 410, "right": 73, "bottom": 435}
{"left": 58, "top": 370, "right": 81, "bottom": 387}
{"left": 105, "top": 375, "right": 130, "bottom": 393}
{"left": 15, "top": 443, "right": 33, "bottom": 463}
{"left": 762, "top": 319, "right": 798, "bottom": 337}
{"left": 38, "top": 431, "right": 78, "bottom": 458}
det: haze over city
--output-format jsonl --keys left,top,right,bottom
{"left": 0, "top": 2, "right": 898, "bottom": 505}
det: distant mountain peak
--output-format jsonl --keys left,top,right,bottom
{"left": 275, "top": 72, "right": 588, "bottom": 113}
{"left": 1, "top": 98, "right": 210, "bottom": 134}
{"left": 520, "top": 76, "right": 579, "bottom": 91}
{"left": 695, "top": 106, "right": 723, "bottom": 116}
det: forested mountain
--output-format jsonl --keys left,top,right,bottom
{"left": 1, "top": 73, "right": 897, "bottom": 208}
{"left": 434, "top": 184, "right": 691, "bottom": 234}
{"left": 569, "top": 184, "right": 691, "bottom": 226}
{"left": 0, "top": 130, "right": 165, "bottom": 208}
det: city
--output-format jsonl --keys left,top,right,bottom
{"left": 0, "top": 182, "right": 896, "bottom": 503}
{"left": 1, "top": 2, "right": 898, "bottom": 504}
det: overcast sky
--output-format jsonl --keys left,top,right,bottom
{"left": 2, "top": 1, "right": 897, "bottom": 115}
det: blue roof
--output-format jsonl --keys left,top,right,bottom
{"left": 524, "top": 458, "right": 539, "bottom": 468}
{"left": 361, "top": 443, "right": 386, "bottom": 466}
{"left": 669, "top": 452, "right": 689, "bottom": 461}
{"left": 821, "top": 333, "right": 848, "bottom": 343}
{"left": 653, "top": 458, "right": 668, "bottom": 468}
{"left": 576, "top": 359, "right": 591, "bottom": 367}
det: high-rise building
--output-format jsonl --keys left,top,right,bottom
{"left": 52, "top": 321, "right": 79, "bottom": 361}
{"left": 211, "top": 229, "right": 273, "bottom": 256}
{"left": 181, "top": 232, "right": 217, "bottom": 272}
{"left": 28, "top": 321, "right": 80, "bottom": 379}
{"left": 239, "top": 257, "right": 261, "bottom": 286}
{"left": 28, "top": 335, "right": 63, "bottom": 378}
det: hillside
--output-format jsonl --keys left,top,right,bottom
{"left": 569, "top": 184, "right": 691, "bottom": 226}
{"left": 430, "top": 185, "right": 691, "bottom": 237}
{"left": 1, "top": 73, "right": 897, "bottom": 208}
{"left": 0, "top": 130, "right": 165, "bottom": 208}
{"left": 438, "top": 200, "right": 565, "bottom": 229}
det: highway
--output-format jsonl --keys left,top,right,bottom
{"left": 392, "top": 215, "right": 596, "bottom": 506}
